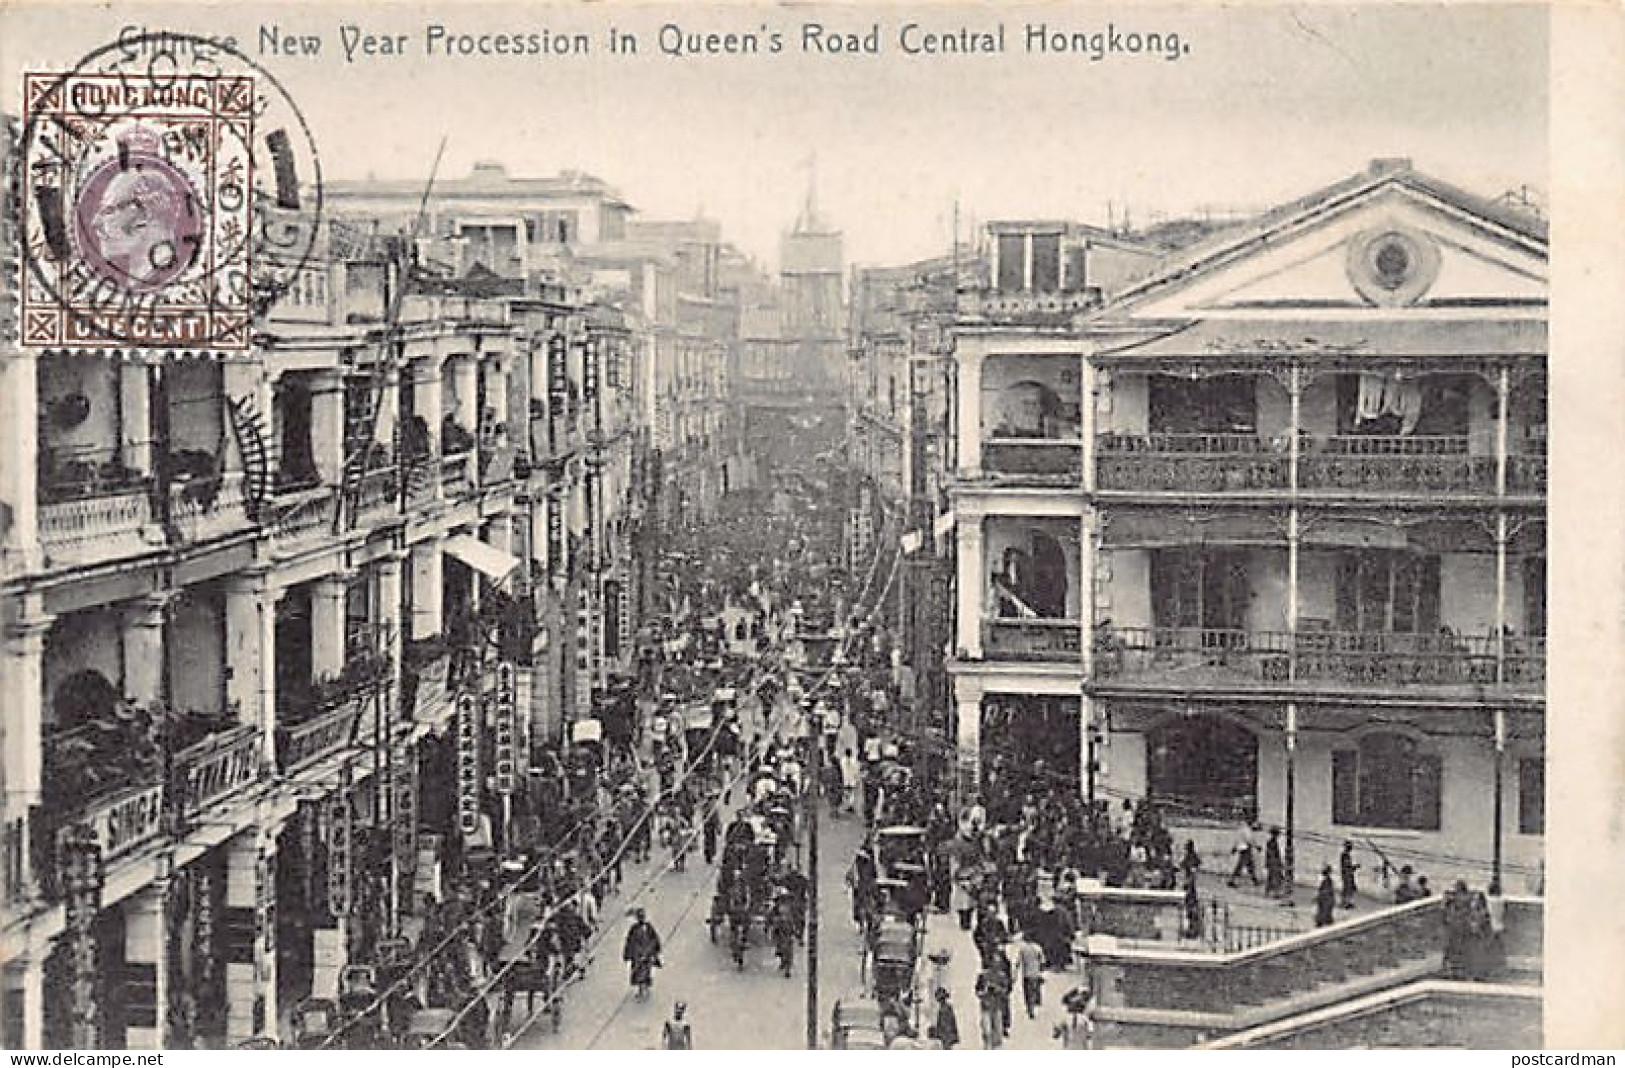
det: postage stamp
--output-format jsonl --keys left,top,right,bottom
{"left": 17, "top": 32, "right": 322, "bottom": 350}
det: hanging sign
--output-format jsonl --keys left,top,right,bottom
{"left": 394, "top": 738, "right": 419, "bottom": 873}
{"left": 583, "top": 338, "right": 599, "bottom": 403}
{"left": 326, "top": 789, "right": 353, "bottom": 917}
{"left": 456, "top": 691, "right": 482, "bottom": 840}
{"left": 493, "top": 662, "right": 518, "bottom": 796}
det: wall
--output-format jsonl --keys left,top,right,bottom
{"left": 1440, "top": 552, "right": 1524, "bottom": 636}
{"left": 39, "top": 355, "right": 119, "bottom": 461}
{"left": 1300, "top": 377, "right": 1339, "bottom": 438}
{"left": 1256, "top": 377, "right": 1292, "bottom": 443}
{"left": 1297, "top": 553, "right": 1339, "bottom": 626}
{"left": 1099, "top": 548, "right": 1152, "bottom": 629}
{"left": 980, "top": 354, "right": 1083, "bottom": 437}
{"left": 168, "top": 361, "right": 224, "bottom": 458}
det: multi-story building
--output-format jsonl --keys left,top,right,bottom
{"left": 948, "top": 160, "right": 1547, "bottom": 892}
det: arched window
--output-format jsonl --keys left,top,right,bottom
{"left": 1332, "top": 731, "right": 1442, "bottom": 830}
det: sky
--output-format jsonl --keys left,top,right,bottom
{"left": 2, "top": 2, "right": 1549, "bottom": 270}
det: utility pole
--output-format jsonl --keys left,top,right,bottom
{"left": 805, "top": 707, "right": 821, "bottom": 1050}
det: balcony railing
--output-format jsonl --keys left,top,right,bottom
{"left": 981, "top": 438, "right": 1083, "bottom": 484}
{"left": 984, "top": 616, "right": 1083, "bottom": 661}
{"left": 354, "top": 466, "right": 400, "bottom": 521}
{"left": 958, "top": 288, "right": 1100, "bottom": 323}
{"left": 1507, "top": 454, "right": 1546, "bottom": 495}
{"left": 276, "top": 699, "right": 366, "bottom": 774}
{"left": 441, "top": 450, "right": 475, "bottom": 495}
{"left": 1095, "top": 626, "right": 1543, "bottom": 689}
{"left": 169, "top": 472, "right": 249, "bottom": 544}
{"left": 272, "top": 487, "right": 336, "bottom": 545}
{"left": 172, "top": 722, "right": 262, "bottom": 819}
{"left": 1301, "top": 435, "right": 1495, "bottom": 495}
{"left": 38, "top": 485, "right": 157, "bottom": 565}
{"left": 1097, "top": 433, "right": 1287, "bottom": 493}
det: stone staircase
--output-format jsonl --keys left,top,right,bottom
{"left": 1201, "top": 980, "right": 1541, "bottom": 1048}
{"left": 1083, "top": 896, "right": 1542, "bottom": 1048}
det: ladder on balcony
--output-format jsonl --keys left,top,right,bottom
{"left": 332, "top": 372, "right": 383, "bottom": 534}
{"left": 226, "top": 394, "right": 275, "bottom": 523}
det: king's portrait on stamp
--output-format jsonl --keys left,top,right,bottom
{"left": 1, "top": 0, "right": 1621, "bottom": 1056}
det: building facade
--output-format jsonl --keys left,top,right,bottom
{"left": 948, "top": 162, "right": 1547, "bottom": 893}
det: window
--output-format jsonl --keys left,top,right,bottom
{"left": 1334, "top": 550, "right": 1441, "bottom": 634}
{"left": 1334, "top": 372, "right": 1473, "bottom": 437}
{"left": 1518, "top": 757, "right": 1544, "bottom": 835}
{"left": 1150, "top": 548, "right": 1251, "bottom": 632}
{"left": 1031, "top": 234, "right": 1061, "bottom": 292}
{"left": 1147, "top": 716, "right": 1258, "bottom": 822}
{"left": 1522, "top": 556, "right": 1546, "bottom": 637}
{"left": 1148, "top": 374, "right": 1258, "bottom": 436}
{"left": 1331, "top": 732, "right": 1442, "bottom": 830}
{"left": 996, "top": 234, "right": 1024, "bottom": 292}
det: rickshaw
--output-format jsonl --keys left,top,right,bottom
{"left": 289, "top": 997, "right": 340, "bottom": 1049}
{"left": 830, "top": 997, "right": 887, "bottom": 1049}
{"left": 402, "top": 1007, "right": 460, "bottom": 1049}
{"left": 871, "top": 916, "right": 921, "bottom": 1026}
{"left": 875, "top": 825, "right": 927, "bottom": 882}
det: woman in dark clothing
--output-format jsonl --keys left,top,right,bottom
{"left": 930, "top": 988, "right": 961, "bottom": 1050}
{"left": 1314, "top": 866, "right": 1337, "bottom": 927}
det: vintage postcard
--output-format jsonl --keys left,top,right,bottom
{"left": 1, "top": 0, "right": 1620, "bottom": 1054}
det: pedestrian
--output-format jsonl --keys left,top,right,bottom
{"left": 952, "top": 869, "right": 976, "bottom": 931}
{"left": 1315, "top": 865, "right": 1337, "bottom": 927}
{"left": 974, "top": 966, "right": 1004, "bottom": 1050}
{"left": 1183, "top": 874, "right": 1204, "bottom": 940}
{"left": 1179, "top": 839, "right": 1202, "bottom": 885}
{"left": 1264, "top": 827, "right": 1285, "bottom": 898}
{"left": 1015, "top": 930, "right": 1046, "bottom": 1019}
{"left": 1442, "top": 879, "right": 1474, "bottom": 978}
{"left": 662, "top": 1001, "right": 693, "bottom": 1049}
{"left": 929, "top": 988, "right": 960, "bottom": 1050}
{"left": 1339, "top": 841, "right": 1360, "bottom": 908}
{"left": 1394, "top": 865, "right": 1418, "bottom": 905}
{"left": 703, "top": 806, "right": 720, "bottom": 866}
{"left": 1482, "top": 879, "right": 1508, "bottom": 978}
{"left": 1229, "top": 823, "right": 1260, "bottom": 888}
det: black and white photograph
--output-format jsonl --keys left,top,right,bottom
{"left": 1, "top": 0, "right": 1622, "bottom": 1053}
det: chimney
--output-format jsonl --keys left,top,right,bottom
{"left": 1368, "top": 157, "right": 1412, "bottom": 176}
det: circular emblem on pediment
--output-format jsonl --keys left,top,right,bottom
{"left": 1347, "top": 228, "right": 1440, "bottom": 307}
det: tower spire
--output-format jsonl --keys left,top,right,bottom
{"left": 801, "top": 153, "right": 819, "bottom": 232}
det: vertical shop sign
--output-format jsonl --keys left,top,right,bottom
{"left": 456, "top": 692, "right": 482, "bottom": 840}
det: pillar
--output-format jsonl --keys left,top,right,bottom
{"left": 410, "top": 538, "right": 444, "bottom": 640}
{"left": 1495, "top": 366, "right": 1510, "bottom": 497}
{"left": 310, "top": 575, "right": 350, "bottom": 681}
{"left": 956, "top": 346, "right": 984, "bottom": 476}
{"left": 224, "top": 830, "right": 278, "bottom": 1045}
{"left": 122, "top": 595, "right": 169, "bottom": 706}
{"left": 954, "top": 677, "right": 984, "bottom": 805}
{"left": 1021, "top": 233, "right": 1034, "bottom": 292}
{"left": 309, "top": 371, "right": 345, "bottom": 484}
{"left": 119, "top": 362, "right": 154, "bottom": 475}
{"left": 1493, "top": 707, "right": 1507, "bottom": 887}
{"left": 1284, "top": 702, "right": 1299, "bottom": 891}
{"left": 450, "top": 356, "right": 478, "bottom": 440}
{"left": 378, "top": 552, "right": 405, "bottom": 678}
{"left": 225, "top": 572, "right": 267, "bottom": 729}
{"left": 1, "top": 348, "right": 41, "bottom": 571}
{"left": 123, "top": 875, "right": 170, "bottom": 1049}
{"left": 3, "top": 610, "right": 49, "bottom": 827}
{"left": 261, "top": 590, "right": 281, "bottom": 767}
{"left": 955, "top": 514, "right": 984, "bottom": 659}
{"left": 1079, "top": 512, "right": 1096, "bottom": 672}
{"left": 410, "top": 358, "right": 443, "bottom": 456}
{"left": 374, "top": 368, "right": 400, "bottom": 452}
{"left": 1288, "top": 362, "right": 1302, "bottom": 494}
{"left": 1, "top": 954, "right": 44, "bottom": 1049}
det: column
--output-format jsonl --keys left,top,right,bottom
{"left": 122, "top": 595, "right": 169, "bottom": 706}
{"left": 374, "top": 368, "right": 400, "bottom": 451}
{"left": 1, "top": 955, "right": 45, "bottom": 1049}
{"left": 224, "top": 830, "right": 279, "bottom": 1045}
{"left": 3, "top": 610, "right": 49, "bottom": 827}
{"left": 1492, "top": 707, "right": 1507, "bottom": 888}
{"left": 119, "top": 362, "right": 154, "bottom": 475}
{"left": 1021, "top": 233, "right": 1034, "bottom": 292}
{"left": 450, "top": 357, "right": 478, "bottom": 440}
{"left": 1079, "top": 512, "right": 1096, "bottom": 674}
{"left": 1284, "top": 702, "right": 1298, "bottom": 892}
{"left": 311, "top": 575, "right": 350, "bottom": 681}
{"left": 225, "top": 572, "right": 267, "bottom": 728}
{"left": 1495, "top": 366, "right": 1510, "bottom": 497}
{"left": 410, "top": 538, "right": 444, "bottom": 640}
{"left": 955, "top": 514, "right": 984, "bottom": 659}
{"left": 261, "top": 590, "right": 281, "bottom": 767}
{"left": 530, "top": 498, "right": 550, "bottom": 575}
{"left": 956, "top": 347, "right": 984, "bottom": 476}
{"left": 1080, "top": 354, "right": 1098, "bottom": 494}
{"left": 309, "top": 371, "right": 345, "bottom": 484}
{"left": 486, "top": 357, "right": 510, "bottom": 433}
{"left": 1, "top": 348, "right": 40, "bottom": 570}
{"left": 954, "top": 677, "right": 984, "bottom": 805}
{"left": 1288, "top": 363, "right": 1303, "bottom": 494}
{"left": 123, "top": 875, "right": 170, "bottom": 1049}
{"left": 411, "top": 359, "right": 443, "bottom": 455}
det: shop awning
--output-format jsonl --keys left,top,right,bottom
{"left": 443, "top": 535, "right": 521, "bottom": 581}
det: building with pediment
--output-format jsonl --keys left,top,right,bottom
{"left": 948, "top": 159, "right": 1546, "bottom": 896}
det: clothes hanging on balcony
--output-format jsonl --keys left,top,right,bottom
{"left": 1356, "top": 373, "right": 1425, "bottom": 434}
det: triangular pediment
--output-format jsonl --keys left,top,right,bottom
{"left": 1108, "top": 174, "right": 1547, "bottom": 322}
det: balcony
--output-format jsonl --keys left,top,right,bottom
{"left": 1096, "top": 433, "right": 1288, "bottom": 493}
{"left": 1506, "top": 453, "right": 1546, "bottom": 496}
{"left": 958, "top": 287, "right": 1100, "bottom": 324}
{"left": 982, "top": 439, "right": 1084, "bottom": 486}
{"left": 984, "top": 616, "right": 1083, "bottom": 662}
{"left": 275, "top": 653, "right": 388, "bottom": 772}
{"left": 441, "top": 450, "right": 476, "bottom": 496}
{"left": 354, "top": 466, "right": 400, "bottom": 522}
{"left": 1095, "top": 626, "right": 1543, "bottom": 692}
{"left": 39, "top": 485, "right": 158, "bottom": 567}
{"left": 271, "top": 486, "right": 337, "bottom": 547}
{"left": 171, "top": 722, "right": 262, "bottom": 819}
{"left": 169, "top": 472, "right": 250, "bottom": 545}
{"left": 275, "top": 699, "right": 367, "bottom": 773}
{"left": 1300, "top": 436, "right": 1495, "bottom": 496}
